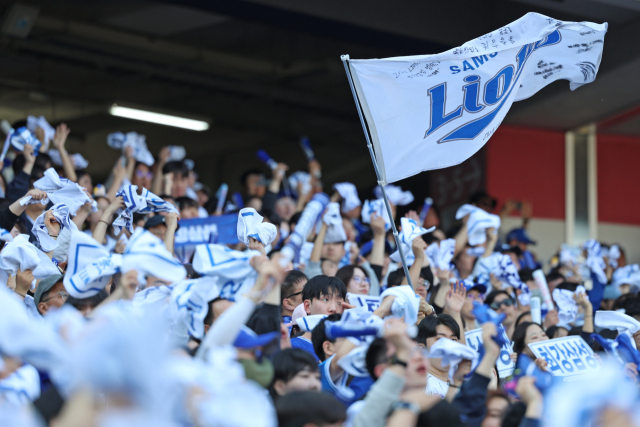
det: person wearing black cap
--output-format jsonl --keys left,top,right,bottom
{"left": 34, "top": 274, "right": 68, "bottom": 316}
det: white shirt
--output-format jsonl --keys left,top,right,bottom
{"left": 425, "top": 374, "right": 448, "bottom": 398}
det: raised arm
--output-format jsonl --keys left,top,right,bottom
{"left": 152, "top": 147, "right": 170, "bottom": 195}
{"left": 93, "top": 196, "right": 124, "bottom": 244}
{"left": 164, "top": 212, "right": 179, "bottom": 254}
{"left": 106, "top": 160, "right": 128, "bottom": 202}
{"left": 52, "top": 123, "right": 76, "bottom": 183}
{"left": 401, "top": 237, "right": 427, "bottom": 289}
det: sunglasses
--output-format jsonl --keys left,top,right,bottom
{"left": 490, "top": 298, "right": 514, "bottom": 311}
{"left": 136, "top": 170, "right": 153, "bottom": 179}
{"left": 41, "top": 291, "right": 69, "bottom": 303}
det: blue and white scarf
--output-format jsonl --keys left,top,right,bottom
{"left": 113, "top": 185, "right": 178, "bottom": 234}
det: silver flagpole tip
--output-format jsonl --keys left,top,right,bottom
{"left": 340, "top": 54, "right": 350, "bottom": 61}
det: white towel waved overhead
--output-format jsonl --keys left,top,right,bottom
{"left": 0, "top": 234, "right": 59, "bottom": 288}
{"left": 611, "top": 264, "right": 640, "bottom": 293}
{"left": 374, "top": 184, "right": 414, "bottom": 206}
{"left": 390, "top": 217, "right": 435, "bottom": 265}
{"left": 333, "top": 182, "right": 361, "bottom": 213}
{"left": 583, "top": 239, "right": 607, "bottom": 283}
{"left": 288, "top": 171, "right": 312, "bottom": 196}
{"left": 113, "top": 185, "right": 179, "bottom": 234}
{"left": 122, "top": 228, "right": 187, "bottom": 283}
{"left": 346, "top": 13, "right": 607, "bottom": 183}
{"left": 47, "top": 149, "right": 89, "bottom": 170}
{"left": 237, "top": 208, "right": 277, "bottom": 247}
{"left": 361, "top": 199, "right": 391, "bottom": 231}
{"left": 192, "top": 244, "right": 262, "bottom": 300}
{"left": 595, "top": 311, "right": 640, "bottom": 336}
{"left": 64, "top": 230, "right": 123, "bottom": 299}
{"left": 32, "top": 204, "right": 77, "bottom": 253}
{"left": 426, "top": 238, "right": 456, "bottom": 270}
{"left": 467, "top": 209, "right": 501, "bottom": 246}
{"left": 322, "top": 202, "right": 347, "bottom": 244}
{"left": 26, "top": 115, "right": 55, "bottom": 148}
{"left": 380, "top": 285, "right": 420, "bottom": 325}
{"left": 107, "top": 131, "right": 154, "bottom": 166}
{"left": 24, "top": 168, "right": 92, "bottom": 215}
{"left": 170, "top": 276, "right": 219, "bottom": 340}
{"left": 552, "top": 285, "right": 585, "bottom": 324}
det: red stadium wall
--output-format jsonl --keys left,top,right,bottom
{"left": 597, "top": 134, "right": 640, "bottom": 226}
{"left": 485, "top": 126, "right": 565, "bottom": 220}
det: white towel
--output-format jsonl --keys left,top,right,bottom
{"left": 26, "top": 115, "right": 55, "bottom": 149}
{"left": 170, "top": 276, "right": 219, "bottom": 339}
{"left": 361, "top": 199, "right": 391, "bottom": 231}
{"left": 24, "top": 168, "right": 92, "bottom": 215}
{"left": 237, "top": 208, "right": 277, "bottom": 246}
{"left": 497, "top": 254, "right": 531, "bottom": 306}
{"left": 107, "top": 131, "right": 154, "bottom": 166}
{"left": 0, "top": 364, "right": 41, "bottom": 406}
{"left": 32, "top": 203, "right": 78, "bottom": 252}
{"left": 296, "top": 314, "right": 328, "bottom": 332}
{"left": 0, "top": 234, "right": 59, "bottom": 288}
{"left": 611, "top": 264, "right": 640, "bottom": 293}
{"left": 379, "top": 285, "right": 420, "bottom": 325}
{"left": 595, "top": 311, "right": 640, "bottom": 335}
{"left": 426, "top": 337, "right": 479, "bottom": 380}
{"left": 0, "top": 228, "right": 13, "bottom": 242}
{"left": 8, "top": 127, "right": 41, "bottom": 154}
{"left": 322, "top": 202, "right": 347, "bottom": 244}
{"left": 47, "top": 149, "right": 89, "bottom": 170}
{"left": 455, "top": 204, "right": 478, "bottom": 219}
{"left": 583, "top": 240, "right": 607, "bottom": 284}
{"left": 64, "top": 230, "right": 123, "bottom": 299}
{"left": 374, "top": 184, "right": 414, "bottom": 206}
{"left": 168, "top": 145, "right": 186, "bottom": 161}
{"left": 288, "top": 171, "right": 312, "bottom": 196}
{"left": 121, "top": 228, "right": 187, "bottom": 283}
{"left": 552, "top": 285, "right": 585, "bottom": 324}
{"left": 333, "top": 183, "right": 361, "bottom": 213}
{"left": 467, "top": 209, "right": 501, "bottom": 246}
{"left": 192, "top": 244, "right": 262, "bottom": 300}
{"left": 390, "top": 217, "right": 435, "bottom": 265}
{"left": 113, "top": 185, "right": 179, "bottom": 234}
{"left": 608, "top": 245, "right": 620, "bottom": 268}
{"left": 426, "top": 238, "right": 456, "bottom": 271}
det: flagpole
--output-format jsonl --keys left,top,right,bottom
{"left": 340, "top": 54, "right": 413, "bottom": 288}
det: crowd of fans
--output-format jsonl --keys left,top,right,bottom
{"left": 1, "top": 117, "right": 640, "bottom": 427}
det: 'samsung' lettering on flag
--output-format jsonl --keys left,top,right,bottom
{"left": 346, "top": 13, "right": 607, "bottom": 183}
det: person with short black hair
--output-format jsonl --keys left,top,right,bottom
{"left": 276, "top": 391, "right": 346, "bottom": 427}
{"left": 270, "top": 348, "right": 321, "bottom": 398}
{"left": 290, "top": 275, "right": 347, "bottom": 361}
{"left": 174, "top": 196, "right": 199, "bottom": 219}
{"left": 65, "top": 289, "right": 108, "bottom": 317}
{"left": 311, "top": 314, "right": 373, "bottom": 407}
{"left": 281, "top": 270, "right": 307, "bottom": 327}
{"left": 417, "top": 314, "right": 461, "bottom": 398}
{"left": 162, "top": 161, "right": 190, "bottom": 198}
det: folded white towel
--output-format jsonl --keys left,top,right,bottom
{"left": 322, "top": 203, "right": 347, "bottom": 244}
{"left": 361, "top": 199, "right": 391, "bottom": 231}
{"left": 113, "top": 185, "right": 179, "bottom": 234}
{"left": 467, "top": 209, "right": 501, "bottom": 246}
{"left": 390, "top": 218, "right": 435, "bottom": 266}
{"left": 552, "top": 285, "right": 585, "bottom": 324}
{"left": 107, "top": 132, "right": 154, "bottom": 166}
{"left": 32, "top": 203, "right": 78, "bottom": 253}
{"left": 27, "top": 115, "right": 55, "bottom": 148}
{"left": 583, "top": 240, "right": 607, "bottom": 284}
{"left": 0, "top": 234, "right": 59, "bottom": 288}
{"left": 611, "top": 264, "right": 640, "bottom": 293}
{"left": 426, "top": 337, "right": 479, "bottom": 380}
{"left": 426, "top": 238, "right": 456, "bottom": 271}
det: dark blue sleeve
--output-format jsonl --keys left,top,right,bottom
{"left": 6, "top": 171, "right": 31, "bottom": 202}
{"left": 519, "top": 417, "right": 541, "bottom": 427}
{"left": 452, "top": 372, "right": 491, "bottom": 427}
{"left": 588, "top": 271, "right": 605, "bottom": 316}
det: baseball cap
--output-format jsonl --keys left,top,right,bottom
{"left": 143, "top": 215, "right": 179, "bottom": 231}
{"left": 34, "top": 274, "right": 64, "bottom": 307}
{"left": 506, "top": 228, "right": 536, "bottom": 245}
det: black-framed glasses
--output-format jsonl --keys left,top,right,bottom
{"left": 41, "top": 291, "right": 69, "bottom": 304}
{"left": 285, "top": 291, "right": 303, "bottom": 299}
{"left": 490, "top": 298, "right": 514, "bottom": 311}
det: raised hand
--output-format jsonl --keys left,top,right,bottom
{"left": 52, "top": 123, "right": 71, "bottom": 150}
{"left": 44, "top": 211, "right": 61, "bottom": 237}
{"left": 444, "top": 280, "right": 466, "bottom": 314}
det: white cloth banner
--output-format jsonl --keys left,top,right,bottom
{"left": 347, "top": 13, "right": 607, "bottom": 182}
{"left": 528, "top": 336, "right": 600, "bottom": 378}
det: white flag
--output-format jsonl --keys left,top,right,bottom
{"left": 346, "top": 13, "right": 607, "bottom": 183}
